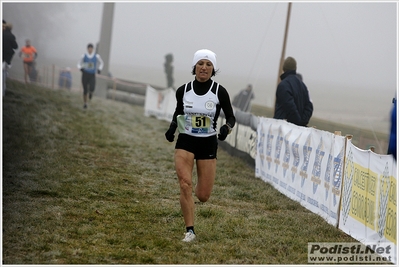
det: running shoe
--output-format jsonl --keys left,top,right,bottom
{"left": 182, "top": 230, "right": 196, "bottom": 242}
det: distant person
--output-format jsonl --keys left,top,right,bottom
{"left": 164, "top": 53, "right": 174, "bottom": 89}
{"left": 387, "top": 96, "right": 396, "bottom": 161}
{"left": 58, "top": 67, "right": 72, "bottom": 90}
{"left": 77, "top": 43, "right": 104, "bottom": 109}
{"left": 3, "top": 21, "right": 18, "bottom": 96}
{"left": 165, "top": 49, "right": 236, "bottom": 242}
{"left": 273, "top": 56, "right": 313, "bottom": 126}
{"left": 232, "top": 84, "right": 255, "bottom": 112}
{"left": 19, "top": 39, "right": 37, "bottom": 84}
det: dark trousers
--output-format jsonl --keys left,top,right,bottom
{"left": 3, "top": 52, "right": 14, "bottom": 65}
{"left": 81, "top": 71, "right": 95, "bottom": 95}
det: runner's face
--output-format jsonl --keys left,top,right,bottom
{"left": 87, "top": 47, "right": 93, "bottom": 54}
{"left": 195, "top": 59, "right": 213, "bottom": 82}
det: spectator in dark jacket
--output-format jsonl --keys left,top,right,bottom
{"left": 273, "top": 56, "right": 313, "bottom": 126}
{"left": 232, "top": 84, "right": 255, "bottom": 112}
{"left": 3, "top": 22, "right": 18, "bottom": 66}
{"left": 3, "top": 21, "right": 18, "bottom": 96}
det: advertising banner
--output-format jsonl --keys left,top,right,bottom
{"left": 255, "top": 117, "right": 346, "bottom": 226}
{"left": 144, "top": 85, "right": 176, "bottom": 122}
{"left": 234, "top": 123, "right": 257, "bottom": 160}
{"left": 218, "top": 116, "right": 257, "bottom": 160}
{"left": 338, "top": 139, "right": 396, "bottom": 264}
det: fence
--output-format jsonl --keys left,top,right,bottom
{"left": 5, "top": 61, "right": 158, "bottom": 107}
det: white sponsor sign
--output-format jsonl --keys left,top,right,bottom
{"left": 338, "top": 139, "right": 396, "bottom": 264}
{"left": 255, "top": 117, "right": 346, "bottom": 226}
{"left": 219, "top": 116, "right": 257, "bottom": 159}
{"left": 144, "top": 85, "right": 176, "bottom": 122}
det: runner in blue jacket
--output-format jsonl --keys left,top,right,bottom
{"left": 77, "top": 43, "right": 104, "bottom": 109}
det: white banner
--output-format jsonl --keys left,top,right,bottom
{"left": 255, "top": 117, "right": 346, "bottom": 226}
{"left": 339, "top": 139, "right": 396, "bottom": 264}
{"left": 218, "top": 116, "right": 257, "bottom": 160}
{"left": 144, "top": 85, "right": 176, "bottom": 122}
{"left": 235, "top": 124, "right": 257, "bottom": 160}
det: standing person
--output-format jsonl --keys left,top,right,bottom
{"left": 58, "top": 67, "right": 72, "bottom": 90}
{"left": 165, "top": 49, "right": 236, "bottom": 242}
{"left": 232, "top": 84, "right": 255, "bottom": 112}
{"left": 19, "top": 39, "right": 37, "bottom": 84}
{"left": 387, "top": 96, "right": 396, "bottom": 161}
{"left": 3, "top": 22, "right": 18, "bottom": 68}
{"left": 273, "top": 56, "right": 313, "bottom": 126}
{"left": 3, "top": 21, "right": 18, "bottom": 96}
{"left": 77, "top": 43, "right": 104, "bottom": 109}
{"left": 164, "top": 53, "right": 175, "bottom": 89}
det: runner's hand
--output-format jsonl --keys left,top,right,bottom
{"left": 165, "top": 121, "right": 177, "bottom": 142}
{"left": 218, "top": 124, "right": 230, "bottom": 141}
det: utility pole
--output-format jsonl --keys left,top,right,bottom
{"left": 273, "top": 2, "right": 292, "bottom": 114}
{"left": 95, "top": 2, "right": 115, "bottom": 98}
{"left": 276, "top": 2, "right": 292, "bottom": 87}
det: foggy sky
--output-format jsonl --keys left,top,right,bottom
{"left": 3, "top": 2, "right": 396, "bottom": 87}
{"left": 2, "top": 1, "right": 398, "bottom": 131}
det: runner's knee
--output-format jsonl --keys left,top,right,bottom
{"left": 195, "top": 191, "right": 210, "bottom": 202}
{"left": 179, "top": 177, "right": 192, "bottom": 193}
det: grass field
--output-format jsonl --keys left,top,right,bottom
{"left": 2, "top": 80, "right": 359, "bottom": 264}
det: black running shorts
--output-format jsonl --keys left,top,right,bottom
{"left": 175, "top": 133, "right": 218, "bottom": 160}
{"left": 81, "top": 72, "right": 96, "bottom": 95}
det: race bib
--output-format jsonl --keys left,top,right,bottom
{"left": 192, "top": 116, "right": 210, "bottom": 128}
{"left": 177, "top": 115, "right": 211, "bottom": 134}
{"left": 83, "top": 62, "right": 95, "bottom": 69}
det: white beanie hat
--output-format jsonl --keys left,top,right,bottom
{"left": 192, "top": 49, "right": 217, "bottom": 70}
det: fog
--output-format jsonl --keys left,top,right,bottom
{"left": 2, "top": 1, "right": 397, "bottom": 133}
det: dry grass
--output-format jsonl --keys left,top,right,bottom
{"left": 3, "top": 80, "right": 357, "bottom": 264}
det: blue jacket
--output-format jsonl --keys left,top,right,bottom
{"left": 388, "top": 97, "right": 396, "bottom": 160}
{"left": 273, "top": 70, "right": 313, "bottom": 126}
{"left": 58, "top": 70, "right": 72, "bottom": 88}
